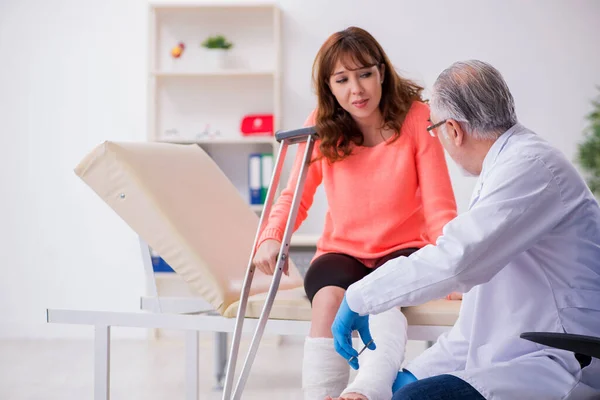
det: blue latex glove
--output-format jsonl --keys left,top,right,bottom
{"left": 331, "top": 294, "right": 376, "bottom": 370}
{"left": 392, "top": 369, "right": 417, "bottom": 393}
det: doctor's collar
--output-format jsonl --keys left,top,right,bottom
{"left": 480, "top": 123, "right": 525, "bottom": 178}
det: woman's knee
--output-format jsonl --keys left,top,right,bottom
{"left": 312, "top": 285, "right": 345, "bottom": 308}
{"left": 303, "top": 253, "right": 368, "bottom": 303}
{"left": 309, "top": 286, "right": 345, "bottom": 337}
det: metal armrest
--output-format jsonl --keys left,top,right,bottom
{"left": 520, "top": 332, "right": 600, "bottom": 359}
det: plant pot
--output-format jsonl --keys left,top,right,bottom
{"left": 203, "top": 48, "right": 229, "bottom": 70}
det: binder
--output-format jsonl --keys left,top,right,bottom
{"left": 260, "top": 153, "right": 273, "bottom": 203}
{"left": 150, "top": 249, "right": 175, "bottom": 273}
{"left": 248, "top": 153, "right": 262, "bottom": 205}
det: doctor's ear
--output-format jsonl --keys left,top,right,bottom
{"left": 446, "top": 119, "right": 465, "bottom": 146}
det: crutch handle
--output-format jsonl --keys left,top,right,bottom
{"left": 275, "top": 126, "right": 317, "bottom": 143}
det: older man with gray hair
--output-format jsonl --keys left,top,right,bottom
{"left": 330, "top": 60, "right": 600, "bottom": 399}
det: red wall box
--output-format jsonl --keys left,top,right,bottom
{"left": 241, "top": 114, "right": 274, "bottom": 136}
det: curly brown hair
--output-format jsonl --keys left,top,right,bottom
{"left": 312, "top": 26, "right": 424, "bottom": 163}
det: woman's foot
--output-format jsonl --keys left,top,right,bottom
{"left": 303, "top": 287, "right": 350, "bottom": 399}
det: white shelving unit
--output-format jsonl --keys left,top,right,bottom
{"left": 145, "top": 2, "right": 318, "bottom": 299}
{"left": 147, "top": 2, "right": 281, "bottom": 136}
{"left": 147, "top": 1, "right": 282, "bottom": 210}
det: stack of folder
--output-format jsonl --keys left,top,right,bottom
{"left": 248, "top": 152, "right": 273, "bottom": 205}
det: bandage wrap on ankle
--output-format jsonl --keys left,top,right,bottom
{"left": 341, "top": 307, "right": 408, "bottom": 400}
{"left": 302, "top": 337, "right": 350, "bottom": 400}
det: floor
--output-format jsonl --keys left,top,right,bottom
{"left": 0, "top": 335, "right": 428, "bottom": 399}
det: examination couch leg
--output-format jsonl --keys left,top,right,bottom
{"left": 94, "top": 325, "right": 111, "bottom": 400}
{"left": 186, "top": 330, "right": 200, "bottom": 400}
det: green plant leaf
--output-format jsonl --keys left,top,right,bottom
{"left": 201, "top": 34, "right": 233, "bottom": 49}
{"left": 577, "top": 87, "right": 600, "bottom": 195}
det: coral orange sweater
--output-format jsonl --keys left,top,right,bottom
{"left": 257, "top": 101, "right": 457, "bottom": 264}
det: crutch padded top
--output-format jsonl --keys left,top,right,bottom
{"left": 74, "top": 141, "right": 305, "bottom": 315}
{"left": 275, "top": 126, "right": 318, "bottom": 143}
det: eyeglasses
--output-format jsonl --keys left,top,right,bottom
{"left": 426, "top": 118, "right": 447, "bottom": 137}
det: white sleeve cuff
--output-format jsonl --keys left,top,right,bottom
{"left": 345, "top": 282, "right": 369, "bottom": 316}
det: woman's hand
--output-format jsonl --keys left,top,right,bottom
{"left": 252, "top": 239, "right": 288, "bottom": 276}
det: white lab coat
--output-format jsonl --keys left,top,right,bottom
{"left": 345, "top": 123, "right": 600, "bottom": 399}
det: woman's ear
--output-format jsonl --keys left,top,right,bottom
{"left": 379, "top": 63, "right": 385, "bottom": 84}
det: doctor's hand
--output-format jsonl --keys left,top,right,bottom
{"left": 252, "top": 239, "right": 288, "bottom": 276}
{"left": 331, "top": 294, "right": 376, "bottom": 370}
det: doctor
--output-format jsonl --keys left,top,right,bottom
{"left": 331, "top": 60, "right": 600, "bottom": 400}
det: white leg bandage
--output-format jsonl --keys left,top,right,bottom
{"left": 341, "top": 307, "right": 408, "bottom": 400}
{"left": 302, "top": 337, "right": 350, "bottom": 400}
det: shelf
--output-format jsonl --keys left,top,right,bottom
{"left": 152, "top": 70, "right": 275, "bottom": 77}
{"left": 159, "top": 137, "right": 275, "bottom": 145}
{"left": 291, "top": 234, "right": 319, "bottom": 247}
{"left": 150, "top": 1, "right": 277, "bottom": 10}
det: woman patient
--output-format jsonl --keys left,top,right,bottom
{"left": 252, "top": 26, "right": 458, "bottom": 400}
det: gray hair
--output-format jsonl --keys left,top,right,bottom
{"left": 430, "top": 60, "right": 518, "bottom": 140}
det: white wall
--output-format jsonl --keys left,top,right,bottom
{"left": 0, "top": 0, "right": 149, "bottom": 338}
{"left": 1, "top": 0, "right": 599, "bottom": 339}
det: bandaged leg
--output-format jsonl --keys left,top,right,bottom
{"left": 302, "top": 337, "right": 350, "bottom": 400}
{"left": 341, "top": 307, "right": 408, "bottom": 400}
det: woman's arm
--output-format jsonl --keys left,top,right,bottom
{"left": 256, "top": 110, "right": 323, "bottom": 247}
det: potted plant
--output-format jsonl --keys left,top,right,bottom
{"left": 200, "top": 34, "right": 233, "bottom": 69}
{"left": 577, "top": 87, "right": 600, "bottom": 196}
